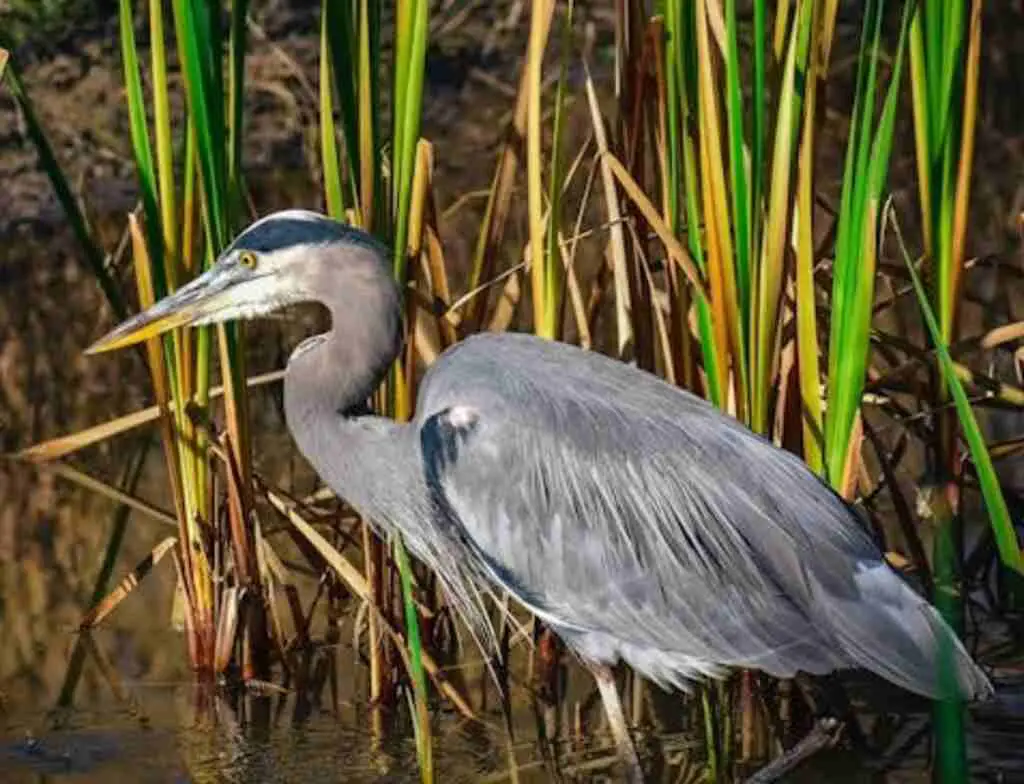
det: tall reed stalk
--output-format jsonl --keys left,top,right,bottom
{"left": 907, "top": 3, "right": 990, "bottom": 779}
{"left": 114, "top": 0, "right": 268, "bottom": 677}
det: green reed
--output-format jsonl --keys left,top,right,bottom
{"left": 115, "top": 0, "right": 269, "bottom": 676}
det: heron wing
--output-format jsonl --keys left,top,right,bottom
{"left": 415, "top": 334, "right": 879, "bottom": 686}
{"left": 415, "top": 334, "right": 992, "bottom": 700}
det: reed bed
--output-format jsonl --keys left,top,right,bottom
{"left": 3, "top": 1, "right": 1022, "bottom": 781}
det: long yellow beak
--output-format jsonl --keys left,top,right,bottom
{"left": 85, "top": 307, "right": 194, "bottom": 354}
{"left": 86, "top": 268, "right": 225, "bottom": 355}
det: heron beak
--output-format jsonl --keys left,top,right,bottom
{"left": 86, "top": 267, "right": 227, "bottom": 355}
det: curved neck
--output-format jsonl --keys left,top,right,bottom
{"left": 275, "top": 232, "right": 482, "bottom": 610}
{"left": 282, "top": 246, "right": 411, "bottom": 528}
{"left": 283, "top": 244, "right": 402, "bottom": 422}
{"left": 283, "top": 328, "right": 390, "bottom": 424}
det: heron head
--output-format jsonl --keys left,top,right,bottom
{"left": 87, "top": 210, "right": 388, "bottom": 354}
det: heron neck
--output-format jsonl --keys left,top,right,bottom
{"left": 282, "top": 264, "right": 410, "bottom": 528}
{"left": 283, "top": 326, "right": 429, "bottom": 542}
{"left": 284, "top": 327, "right": 390, "bottom": 420}
{"left": 283, "top": 249, "right": 403, "bottom": 421}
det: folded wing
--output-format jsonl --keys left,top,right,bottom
{"left": 416, "top": 334, "right": 991, "bottom": 700}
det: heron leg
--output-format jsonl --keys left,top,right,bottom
{"left": 590, "top": 663, "right": 644, "bottom": 784}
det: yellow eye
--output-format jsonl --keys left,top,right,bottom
{"left": 238, "top": 250, "right": 258, "bottom": 270}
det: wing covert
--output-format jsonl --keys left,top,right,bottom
{"left": 414, "top": 340, "right": 871, "bottom": 684}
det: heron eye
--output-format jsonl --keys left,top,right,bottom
{"left": 239, "top": 251, "right": 258, "bottom": 270}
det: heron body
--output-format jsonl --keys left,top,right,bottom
{"left": 92, "top": 210, "right": 992, "bottom": 780}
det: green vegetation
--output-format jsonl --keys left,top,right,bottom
{"left": 3, "top": 0, "right": 1021, "bottom": 781}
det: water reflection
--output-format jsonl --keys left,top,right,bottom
{"left": 1, "top": 683, "right": 490, "bottom": 783}
{"left": 4, "top": 667, "right": 1023, "bottom": 783}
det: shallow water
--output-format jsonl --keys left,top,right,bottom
{"left": 3, "top": 653, "right": 1023, "bottom": 783}
{"left": 1, "top": 686, "right": 432, "bottom": 783}
{"left": 0, "top": 680, "right": 649, "bottom": 783}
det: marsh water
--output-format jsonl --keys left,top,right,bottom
{"left": 1, "top": 631, "right": 1023, "bottom": 783}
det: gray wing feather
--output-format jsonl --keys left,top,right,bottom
{"left": 416, "top": 333, "right": 991, "bottom": 699}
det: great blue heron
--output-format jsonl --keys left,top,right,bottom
{"left": 91, "top": 210, "right": 992, "bottom": 782}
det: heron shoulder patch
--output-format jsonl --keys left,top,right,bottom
{"left": 446, "top": 405, "right": 478, "bottom": 431}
